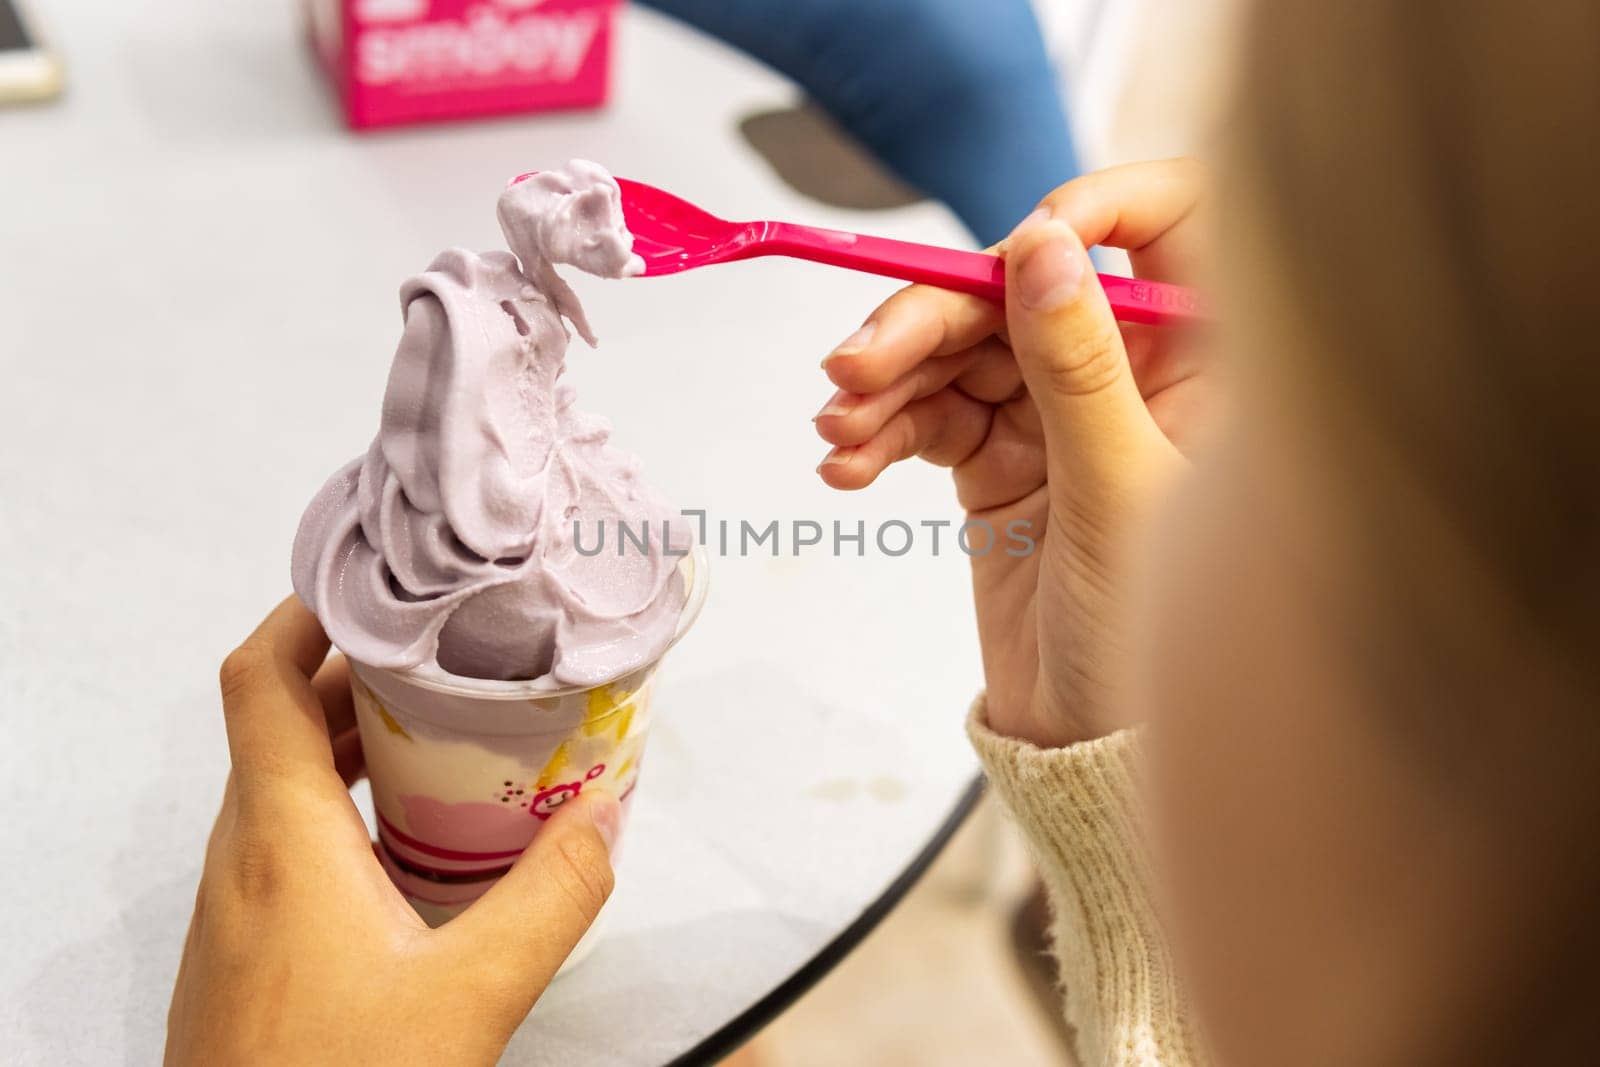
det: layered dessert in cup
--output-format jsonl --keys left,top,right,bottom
{"left": 291, "top": 161, "right": 701, "bottom": 942}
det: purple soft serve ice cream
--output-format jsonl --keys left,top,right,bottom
{"left": 293, "top": 160, "right": 689, "bottom": 685}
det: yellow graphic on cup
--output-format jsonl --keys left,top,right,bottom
{"left": 355, "top": 678, "right": 413, "bottom": 741}
{"left": 583, "top": 683, "right": 634, "bottom": 741}
{"left": 375, "top": 703, "right": 412, "bottom": 740}
{"left": 537, "top": 740, "right": 573, "bottom": 789}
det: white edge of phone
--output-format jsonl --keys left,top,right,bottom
{"left": 0, "top": 0, "right": 63, "bottom": 104}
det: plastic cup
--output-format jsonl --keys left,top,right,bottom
{"left": 347, "top": 546, "right": 708, "bottom": 945}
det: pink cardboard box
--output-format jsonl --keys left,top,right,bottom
{"left": 306, "top": 0, "right": 621, "bottom": 130}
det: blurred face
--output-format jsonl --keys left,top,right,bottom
{"left": 1130, "top": 387, "right": 1497, "bottom": 1066}
{"left": 1132, "top": 405, "right": 1356, "bottom": 1063}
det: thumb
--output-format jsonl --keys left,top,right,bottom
{"left": 442, "top": 790, "right": 621, "bottom": 1002}
{"left": 1004, "top": 215, "right": 1161, "bottom": 487}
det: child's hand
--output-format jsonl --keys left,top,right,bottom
{"left": 166, "top": 598, "right": 620, "bottom": 1067}
{"left": 816, "top": 160, "right": 1211, "bottom": 747}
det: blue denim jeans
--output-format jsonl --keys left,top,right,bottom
{"left": 639, "top": 0, "right": 1079, "bottom": 244}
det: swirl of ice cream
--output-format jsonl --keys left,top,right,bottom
{"left": 292, "top": 161, "right": 689, "bottom": 685}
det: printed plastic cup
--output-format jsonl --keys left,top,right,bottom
{"left": 348, "top": 546, "right": 708, "bottom": 947}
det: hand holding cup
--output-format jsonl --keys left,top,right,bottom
{"left": 166, "top": 598, "right": 620, "bottom": 1067}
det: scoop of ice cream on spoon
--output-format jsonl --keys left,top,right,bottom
{"left": 510, "top": 167, "right": 1206, "bottom": 327}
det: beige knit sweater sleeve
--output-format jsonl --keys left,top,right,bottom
{"left": 966, "top": 697, "right": 1209, "bottom": 1067}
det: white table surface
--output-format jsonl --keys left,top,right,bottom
{"left": 0, "top": 4, "right": 985, "bottom": 1064}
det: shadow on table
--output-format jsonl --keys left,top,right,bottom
{"left": 507, "top": 909, "right": 829, "bottom": 1065}
{"left": 21, "top": 835, "right": 196, "bottom": 1065}
{"left": 18, "top": 755, "right": 203, "bottom": 1062}
{"left": 738, "top": 103, "right": 924, "bottom": 213}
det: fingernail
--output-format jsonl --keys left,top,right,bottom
{"left": 586, "top": 791, "right": 622, "bottom": 854}
{"left": 817, "top": 446, "right": 853, "bottom": 473}
{"left": 814, "top": 390, "right": 855, "bottom": 421}
{"left": 1016, "top": 225, "right": 1086, "bottom": 311}
{"left": 1006, "top": 206, "right": 1051, "bottom": 242}
{"left": 823, "top": 322, "right": 876, "bottom": 366}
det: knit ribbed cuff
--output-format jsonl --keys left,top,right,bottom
{"left": 967, "top": 694, "right": 1207, "bottom": 1067}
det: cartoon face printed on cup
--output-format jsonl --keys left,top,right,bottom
{"left": 529, "top": 764, "right": 606, "bottom": 820}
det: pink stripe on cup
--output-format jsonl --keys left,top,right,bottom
{"left": 377, "top": 811, "right": 529, "bottom": 862}
{"left": 378, "top": 839, "right": 513, "bottom": 882}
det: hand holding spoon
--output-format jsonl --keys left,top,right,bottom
{"left": 510, "top": 171, "right": 1206, "bottom": 327}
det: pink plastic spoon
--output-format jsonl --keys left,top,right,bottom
{"left": 509, "top": 171, "right": 1205, "bottom": 327}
